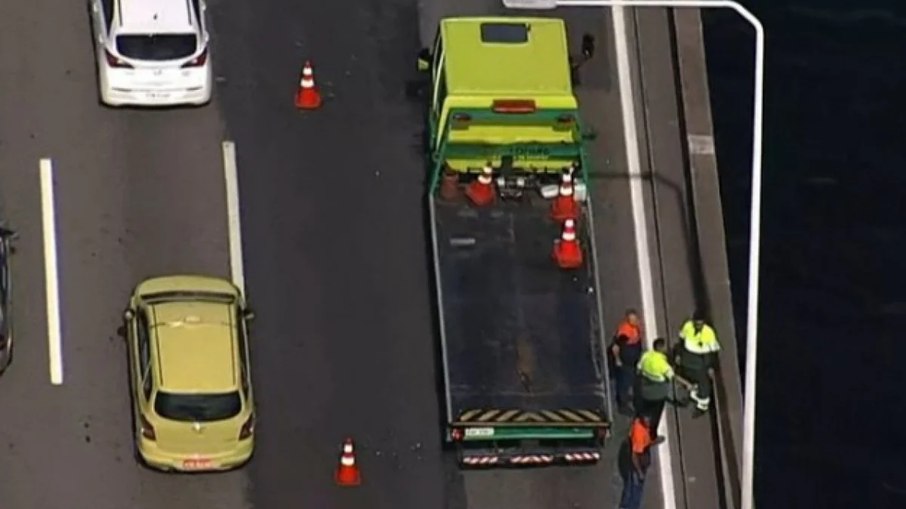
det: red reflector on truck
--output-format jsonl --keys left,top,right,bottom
{"left": 463, "top": 456, "right": 500, "bottom": 466}
{"left": 564, "top": 452, "right": 601, "bottom": 462}
{"left": 510, "top": 455, "right": 555, "bottom": 465}
{"left": 492, "top": 99, "right": 536, "bottom": 113}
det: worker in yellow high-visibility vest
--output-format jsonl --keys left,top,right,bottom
{"left": 636, "top": 338, "right": 695, "bottom": 439}
{"left": 675, "top": 310, "right": 721, "bottom": 418}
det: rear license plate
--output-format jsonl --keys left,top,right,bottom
{"left": 182, "top": 458, "right": 212, "bottom": 470}
{"left": 145, "top": 91, "right": 171, "bottom": 100}
{"left": 512, "top": 146, "right": 551, "bottom": 160}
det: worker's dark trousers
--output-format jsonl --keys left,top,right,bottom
{"left": 620, "top": 469, "right": 646, "bottom": 509}
{"left": 615, "top": 365, "right": 636, "bottom": 409}
{"left": 614, "top": 345, "right": 641, "bottom": 410}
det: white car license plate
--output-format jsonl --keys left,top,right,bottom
{"left": 145, "top": 91, "right": 171, "bottom": 100}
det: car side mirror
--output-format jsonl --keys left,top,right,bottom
{"left": 581, "top": 34, "right": 595, "bottom": 59}
{"left": 243, "top": 308, "right": 256, "bottom": 321}
{"left": 417, "top": 48, "right": 431, "bottom": 72}
{"left": 123, "top": 308, "right": 135, "bottom": 321}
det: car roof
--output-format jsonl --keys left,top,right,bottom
{"left": 117, "top": 0, "right": 196, "bottom": 34}
{"left": 149, "top": 300, "right": 239, "bottom": 394}
{"left": 441, "top": 17, "right": 573, "bottom": 97}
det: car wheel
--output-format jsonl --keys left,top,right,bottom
{"left": 132, "top": 438, "right": 143, "bottom": 464}
{"left": 0, "top": 341, "right": 11, "bottom": 375}
{"left": 95, "top": 64, "right": 106, "bottom": 106}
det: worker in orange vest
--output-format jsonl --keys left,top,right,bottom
{"left": 611, "top": 309, "right": 643, "bottom": 414}
{"left": 619, "top": 415, "right": 663, "bottom": 509}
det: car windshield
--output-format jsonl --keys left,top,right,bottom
{"left": 154, "top": 391, "right": 241, "bottom": 422}
{"left": 116, "top": 33, "right": 197, "bottom": 60}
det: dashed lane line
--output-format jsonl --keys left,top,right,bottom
{"left": 40, "top": 157, "right": 63, "bottom": 385}
{"left": 222, "top": 141, "right": 246, "bottom": 296}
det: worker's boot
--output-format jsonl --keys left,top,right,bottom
{"left": 690, "top": 387, "right": 710, "bottom": 418}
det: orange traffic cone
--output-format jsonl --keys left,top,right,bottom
{"left": 335, "top": 438, "right": 361, "bottom": 486}
{"left": 551, "top": 171, "right": 580, "bottom": 221}
{"left": 440, "top": 171, "right": 460, "bottom": 201}
{"left": 465, "top": 164, "right": 495, "bottom": 206}
{"left": 552, "top": 219, "right": 583, "bottom": 269}
{"left": 295, "top": 61, "right": 322, "bottom": 110}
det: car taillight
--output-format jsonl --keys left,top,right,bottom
{"left": 239, "top": 413, "right": 255, "bottom": 439}
{"left": 139, "top": 414, "right": 156, "bottom": 440}
{"left": 450, "top": 428, "right": 463, "bottom": 441}
{"left": 105, "top": 49, "right": 133, "bottom": 69}
{"left": 182, "top": 48, "right": 208, "bottom": 68}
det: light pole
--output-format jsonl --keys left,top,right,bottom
{"left": 503, "top": 1, "right": 762, "bottom": 509}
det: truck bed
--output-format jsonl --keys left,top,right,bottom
{"left": 432, "top": 193, "right": 609, "bottom": 426}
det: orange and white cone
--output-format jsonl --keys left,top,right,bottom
{"left": 335, "top": 438, "right": 361, "bottom": 486}
{"left": 465, "top": 164, "right": 496, "bottom": 206}
{"left": 552, "top": 218, "right": 583, "bottom": 269}
{"left": 440, "top": 171, "right": 460, "bottom": 201}
{"left": 551, "top": 171, "right": 580, "bottom": 221}
{"left": 295, "top": 60, "right": 322, "bottom": 110}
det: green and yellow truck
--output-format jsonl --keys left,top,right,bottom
{"left": 417, "top": 16, "right": 613, "bottom": 467}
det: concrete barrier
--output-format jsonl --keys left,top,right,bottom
{"left": 670, "top": 9, "right": 744, "bottom": 509}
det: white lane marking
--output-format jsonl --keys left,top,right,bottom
{"left": 40, "top": 158, "right": 64, "bottom": 386}
{"left": 612, "top": 7, "right": 678, "bottom": 509}
{"left": 222, "top": 141, "right": 246, "bottom": 295}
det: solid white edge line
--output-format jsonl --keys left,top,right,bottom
{"left": 612, "top": 7, "right": 678, "bottom": 509}
{"left": 222, "top": 141, "right": 246, "bottom": 296}
{"left": 40, "top": 158, "right": 64, "bottom": 386}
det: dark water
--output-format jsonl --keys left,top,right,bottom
{"left": 702, "top": 2, "right": 906, "bottom": 507}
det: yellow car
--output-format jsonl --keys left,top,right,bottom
{"left": 122, "top": 275, "right": 256, "bottom": 472}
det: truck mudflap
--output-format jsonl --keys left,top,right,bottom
{"left": 460, "top": 448, "right": 602, "bottom": 467}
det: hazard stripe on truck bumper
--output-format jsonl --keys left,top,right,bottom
{"left": 457, "top": 408, "right": 605, "bottom": 425}
{"left": 460, "top": 450, "right": 601, "bottom": 467}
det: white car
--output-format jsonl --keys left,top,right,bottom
{"left": 89, "top": 0, "right": 213, "bottom": 107}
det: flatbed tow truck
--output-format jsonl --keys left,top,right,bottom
{"left": 417, "top": 16, "right": 613, "bottom": 467}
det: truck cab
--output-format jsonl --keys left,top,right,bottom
{"left": 418, "top": 17, "right": 595, "bottom": 178}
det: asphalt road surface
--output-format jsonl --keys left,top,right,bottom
{"left": 0, "top": 0, "right": 241, "bottom": 508}
{"left": 0, "top": 0, "right": 711, "bottom": 507}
